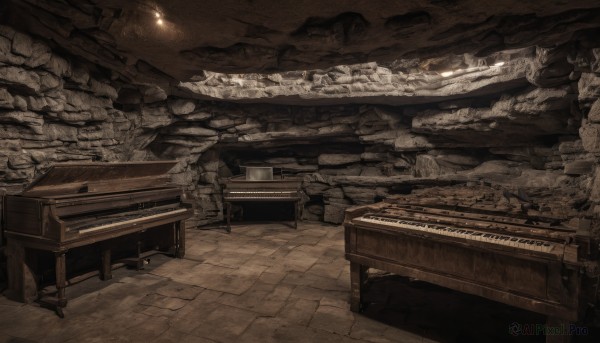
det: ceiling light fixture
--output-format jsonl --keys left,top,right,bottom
{"left": 440, "top": 71, "right": 454, "bottom": 77}
{"left": 155, "top": 11, "right": 161, "bottom": 18}
{"left": 494, "top": 61, "right": 505, "bottom": 67}
{"left": 157, "top": 18, "right": 164, "bottom": 25}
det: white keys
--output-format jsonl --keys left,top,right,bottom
{"left": 356, "top": 215, "right": 556, "bottom": 253}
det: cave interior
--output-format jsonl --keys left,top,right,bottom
{"left": 1, "top": 0, "right": 600, "bottom": 342}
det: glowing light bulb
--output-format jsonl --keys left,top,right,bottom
{"left": 155, "top": 11, "right": 161, "bottom": 18}
{"left": 494, "top": 61, "right": 505, "bottom": 67}
{"left": 440, "top": 71, "right": 454, "bottom": 77}
{"left": 157, "top": 18, "right": 163, "bottom": 25}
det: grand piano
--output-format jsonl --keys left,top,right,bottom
{"left": 221, "top": 167, "right": 303, "bottom": 232}
{"left": 2, "top": 161, "right": 192, "bottom": 317}
{"left": 344, "top": 185, "right": 599, "bottom": 342}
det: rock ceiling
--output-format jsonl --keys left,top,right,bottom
{"left": 3, "top": 0, "right": 600, "bottom": 88}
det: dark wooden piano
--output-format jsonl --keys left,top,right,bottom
{"left": 344, "top": 186, "right": 599, "bottom": 342}
{"left": 2, "top": 161, "right": 192, "bottom": 317}
{"left": 222, "top": 167, "right": 302, "bottom": 232}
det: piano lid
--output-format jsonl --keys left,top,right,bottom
{"left": 22, "top": 161, "right": 178, "bottom": 197}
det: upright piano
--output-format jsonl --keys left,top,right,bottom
{"left": 2, "top": 161, "right": 192, "bottom": 317}
{"left": 222, "top": 167, "right": 302, "bottom": 232}
{"left": 344, "top": 186, "right": 599, "bottom": 341}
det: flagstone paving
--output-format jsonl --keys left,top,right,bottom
{"left": 1, "top": 221, "right": 594, "bottom": 342}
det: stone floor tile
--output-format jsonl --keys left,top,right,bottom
{"left": 309, "top": 304, "right": 355, "bottom": 335}
{"left": 257, "top": 270, "right": 287, "bottom": 285}
{"left": 169, "top": 301, "right": 222, "bottom": 333}
{"left": 155, "top": 283, "right": 203, "bottom": 300}
{"left": 191, "top": 305, "right": 258, "bottom": 342}
{"left": 307, "top": 261, "right": 344, "bottom": 279}
{"left": 138, "top": 304, "right": 179, "bottom": 317}
{"left": 236, "top": 264, "right": 270, "bottom": 277}
{"left": 111, "top": 315, "right": 172, "bottom": 342}
{"left": 201, "top": 251, "right": 255, "bottom": 269}
{"left": 280, "top": 250, "right": 319, "bottom": 272}
{"left": 189, "top": 272, "right": 255, "bottom": 295}
{"left": 236, "top": 317, "right": 289, "bottom": 343}
{"left": 138, "top": 293, "right": 189, "bottom": 310}
{"left": 245, "top": 279, "right": 277, "bottom": 292}
{"left": 288, "top": 235, "right": 322, "bottom": 245}
{"left": 149, "top": 259, "right": 203, "bottom": 279}
{"left": 242, "top": 254, "right": 278, "bottom": 268}
{"left": 273, "top": 323, "right": 349, "bottom": 343}
{"left": 152, "top": 328, "right": 218, "bottom": 343}
{"left": 298, "top": 227, "right": 329, "bottom": 237}
{"left": 118, "top": 273, "right": 167, "bottom": 286}
{"left": 184, "top": 242, "right": 217, "bottom": 256}
{"left": 321, "top": 295, "right": 351, "bottom": 310}
{"left": 278, "top": 298, "right": 319, "bottom": 326}
{"left": 194, "top": 289, "right": 224, "bottom": 303}
{"left": 289, "top": 284, "right": 349, "bottom": 302}
{"left": 293, "top": 243, "right": 330, "bottom": 257}
{"left": 282, "top": 270, "right": 347, "bottom": 292}
{"left": 218, "top": 283, "right": 293, "bottom": 316}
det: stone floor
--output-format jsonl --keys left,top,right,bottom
{"left": 0, "top": 221, "right": 598, "bottom": 342}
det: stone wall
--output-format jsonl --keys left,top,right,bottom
{"left": 1, "top": 25, "right": 600, "bottom": 233}
{"left": 0, "top": 25, "right": 134, "bottom": 195}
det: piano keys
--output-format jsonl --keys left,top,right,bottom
{"left": 2, "top": 161, "right": 192, "bottom": 317}
{"left": 222, "top": 167, "right": 302, "bottom": 232}
{"left": 344, "top": 195, "right": 599, "bottom": 341}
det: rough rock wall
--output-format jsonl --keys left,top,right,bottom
{"left": 1, "top": 25, "right": 600, "bottom": 232}
{"left": 0, "top": 25, "right": 135, "bottom": 195}
{"left": 142, "top": 95, "right": 591, "bottom": 226}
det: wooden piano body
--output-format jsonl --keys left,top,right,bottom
{"left": 344, "top": 197, "right": 599, "bottom": 341}
{"left": 222, "top": 167, "right": 302, "bottom": 232}
{"left": 2, "top": 161, "right": 192, "bottom": 317}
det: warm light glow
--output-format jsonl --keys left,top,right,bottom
{"left": 440, "top": 71, "right": 454, "bottom": 77}
{"left": 494, "top": 61, "right": 505, "bottom": 67}
{"left": 155, "top": 11, "right": 161, "bottom": 18}
{"left": 157, "top": 18, "right": 164, "bottom": 25}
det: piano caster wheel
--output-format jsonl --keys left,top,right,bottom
{"left": 56, "top": 307, "right": 65, "bottom": 318}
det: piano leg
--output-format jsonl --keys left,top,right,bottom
{"left": 121, "top": 233, "right": 145, "bottom": 270}
{"left": 226, "top": 202, "right": 232, "bottom": 233}
{"left": 294, "top": 200, "right": 299, "bottom": 229}
{"left": 54, "top": 251, "right": 67, "bottom": 318}
{"left": 350, "top": 262, "right": 369, "bottom": 312}
{"left": 100, "top": 245, "right": 112, "bottom": 281}
{"left": 175, "top": 221, "right": 185, "bottom": 258}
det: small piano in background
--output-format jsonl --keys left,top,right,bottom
{"left": 2, "top": 161, "right": 192, "bottom": 317}
{"left": 221, "top": 166, "right": 302, "bottom": 232}
{"left": 344, "top": 187, "right": 599, "bottom": 343}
